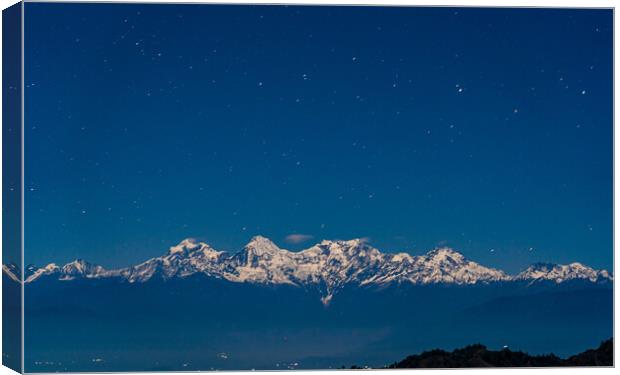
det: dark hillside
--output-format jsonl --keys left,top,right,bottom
{"left": 388, "top": 339, "right": 613, "bottom": 368}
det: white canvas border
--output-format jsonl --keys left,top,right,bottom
{"left": 0, "top": 1, "right": 616, "bottom": 375}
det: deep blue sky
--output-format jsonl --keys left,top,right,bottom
{"left": 24, "top": 4, "right": 612, "bottom": 273}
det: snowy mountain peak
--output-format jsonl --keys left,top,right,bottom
{"left": 25, "top": 263, "right": 60, "bottom": 283}
{"left": 426, "top": 247, "right": 466, "bottom": 263}
{"left": 317, "top": 238, "right": 375, "bottom": 256}
{"left": 61, "top": 259, "right": 107, "bottom": 280}
{"left": 244, "top": 235, "right": 284, "bottom": 256}
{"left": 320, "top": 238, "right": 367, "bottom": 246}
{"left": 389, "top": 252, "right": 414, "bottom": 263}
{"left": 515, "top": 261, "right": 611, "bottom": 284}
{"left": 168, "top": 238, "right": 212, "bottom": 256}
{"left": 16, "top": 236, "right": 612, "bottom": 304}
{"left": 43, "top": 263, "right": 60, "bottom": 272}
{"left": 568, "top": 262, "right": 587, "bottom": 269}
{"left": 62, "top": 259, "right": 89, "bottom": 272}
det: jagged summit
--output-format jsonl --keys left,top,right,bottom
{"left": 167, "top": 238, "right": 219, "bottom": 257}
{"left": 248, "top": 235, "right": 276, "bottom": 245}
{"left": 62, "top": 259, "right": 91, "bottom": 272}
{"left": 427, "top": 247, "right": 466, "bottom": 261}
{"left": 515, "top": 261, "right": 611, "bottom": 283}
{"left": 244, "top": 235, "right": 284, "bottom": 255}
{"left": 9, "top": 236, "right": 612, "bottom": 304}
{"left": 60, "top": 259, "right": 108, "bottom": 280}
{"left": 317, "top": 238, "right": 370, "bottom": 250}
{"left": 168, "top": 238, "right": 200, "bottom": 255}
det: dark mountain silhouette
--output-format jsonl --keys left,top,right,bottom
{"left": 565, "top": 338, "right": 613, "bottom": 366}
{"left": 386, "top": 339, "right": 613, "bottom": 368}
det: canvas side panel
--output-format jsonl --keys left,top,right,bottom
{"left": 2, "top": 2, "right": 23, "bottom": 373}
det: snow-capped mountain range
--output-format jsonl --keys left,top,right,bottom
{"left": 4, "top": 236, "right": 612, "bottom": 304}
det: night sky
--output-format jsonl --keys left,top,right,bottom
{"left": 24, "top": 4, "right": 612, "bottom": 273}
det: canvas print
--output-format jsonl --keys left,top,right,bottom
{"left": 1, "top": 2, "right": 614, "bottom": 372}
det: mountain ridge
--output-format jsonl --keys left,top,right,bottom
{"left": 6, "top": 236, "right": 612, "bottom": 304}
{"left": 385, "top": 338, "right": 613, "bottom": 368}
